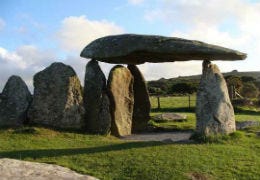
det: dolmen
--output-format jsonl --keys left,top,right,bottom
{"left": 81, "top": 34, "right": 246, "bottom": 137}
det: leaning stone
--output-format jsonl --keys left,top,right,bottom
{"left": 84, "top": 60, "right": 111, "bottom": 134}
{"left": 128, "top": 65, "right": 151, "bottom": 132}
{"left": 0, "top": 75, "right": 32, "bottom": 127}
{"left": 81, "top": 34, "right": 246, "bottom": 64}
{"left": 108, "top": 65, "right": 134, "bottom": 136}
{"left": 28, "top": 62, "right": 84, "bottom": 129}
{"left": 196, "top": 60, "right": 236, "bottom": 135}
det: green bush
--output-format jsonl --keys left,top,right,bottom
{"left": 241, "top": 82, "right": 259, "bottom": 98}
{"left": 170, "top": 82, "right": 198, "bottom": 94}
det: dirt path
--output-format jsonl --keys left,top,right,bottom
{"left": 121, "top": 131, "right": 193, "bottom": 143}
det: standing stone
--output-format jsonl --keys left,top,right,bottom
{"left": 196, "top": 60, "right": 236, "bottom": 135}
{"left": 0, "top": 75, "right": 32, "bottom": 127}
{"left": 98, "top": 93, "right": 111, "bottom": 134}
{"left": 127, "top": 65, "right": 151, "bottom": 132}
{"left": 28, "top": 62, "right": 84, "bottom": 129}
{"left": 84, "top": 60, "right": 111, "bottom": 134}
{"left": 108, "top": 65, "right": 134, "bottom": 136}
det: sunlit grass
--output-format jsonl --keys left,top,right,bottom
{"left": 0, "top": 127, "right": 260, "bottom": 179}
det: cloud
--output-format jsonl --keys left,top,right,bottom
{"left": 0, "top": 18, "right": 5, "bottom": 31}
{"left": 0, "top": 14, "right": 125, "bottom": 92}
{"left": 56, "top": 15, "right": 124, "bottom": 54}
{"left": 128, "top": 0, "right": 145, "bottom": 5}
{"left": 141, "top": 0, "right": 260, "bottom": 78}
{"left": 0, "top": 46, "right": 57, "bottom": 92}
{"left": 53, "top": 15, "right": 125, "bottom": 86}
{"left": 138, "top": 61, "right": 202, "bottom": 81}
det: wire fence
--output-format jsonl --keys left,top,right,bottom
{"left": 149, "top": 95, "right": 196, "bottom": 112}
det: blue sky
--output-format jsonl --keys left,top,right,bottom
{"left": 0, "top": 0, "right": 260, "bottom": 91}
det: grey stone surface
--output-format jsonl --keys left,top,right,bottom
{"left": 84, "top": 60, "right": 111, "bottom": 134}
{"left": 236, "top": 121, "right": 260, "bottom": 130}
{"left": 152, "top": 113, "right": 187, "bottom": 122}
{"left": 108, "top": 65, "right": 134, "bottom": 136}
{"left": 196, "top": 60, "right": 236, "bottom": 135}
{"left": 0, "top": 158, "right": 98, "bottom": 180}
{"left": 121, "top": 131, "right": 192, "bottom": 143}
{"left": 97, "top": 93, "right": 111, "bottom": 134}
{"left": 0, "top": 75, "right": 32, "bottom": 127}
{"left": 128, "top": 65, "right": 151, "bottom": 132}
{"left": 28, "top": 62, "right": 84, "bottom": 129}
{"left": 80, "top": 34, "right": 246, "bottom": 64}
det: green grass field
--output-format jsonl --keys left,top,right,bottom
{"left": 0, "top": 96, "right": 259, "bottom": 179}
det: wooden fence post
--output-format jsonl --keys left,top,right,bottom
{"left": 188, "top": 95, "right": 191, "bottom": 109}
{"left": 157, "top": 96, "right": 161, "bottom": 110}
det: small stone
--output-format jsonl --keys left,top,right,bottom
{"left": 108, "top": 65, "right": 134, "bottom": 136}
{"left": 128, "top": 65, "right": 151, "bottom": 132}
{"left": 152, "top": 113, "right": 187, "bottom": 122}
{"left": 236, "top": 121, "right": 260, "bottom": 130}
{"left": 80, "top": 34, "right": 246, "bottom": 64}
{"left": 28, "top": 62, "right": 84, "bottom": 129}
{"left": 84, "top": 60, "right": 111, "bottom": 134}
{"left": 0, "top": 75, "right": 32, "bottom": 127}
{"left": 196, "top": 60, "right": 236, "bottom": 135}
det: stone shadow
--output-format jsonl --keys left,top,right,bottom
{"left": 151, "top": 107, "right": 195, "bottom": 113}
{"left": 0, "top": 141, "right": 164, "bottom": 159}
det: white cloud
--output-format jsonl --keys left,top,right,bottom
{"left": 128, "top": 0, "right": 145, "bottom": 5}
{"left": 138, "top": 61, "right": 202, "bottom": 81}
{"left": 56, "top": 15, "right": 124, "bottom": 53}
{"left": 142, "top": 0, "right": 260, "bottom": 78}
{"left": 0, "top": 18, "right": 6, "bottom": 31}
{"left": 0, "top": 46, "right": 57, "bottom": 92}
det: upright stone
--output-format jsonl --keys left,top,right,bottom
{"left": 108, "top": 65, "right": 134, "bottom": 136}
{"left": 0, "top": 75, "right": 32, "bottom": 127}
{"left": 28, "top": 62, "right": 84, "bottom": 129}
{"left": 127, "top": 65, "right": 151, "bottom": 132}
{"left": 84, "top": 60, "right": 111, "bottom": 134}
{"left": 196, "top": 60, "right": 236, "bottom": 135}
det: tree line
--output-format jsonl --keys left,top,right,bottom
{"left": 147, "top": 75, "right": 260, "bottom": 100}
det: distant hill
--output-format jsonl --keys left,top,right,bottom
{"left": 147, "top": 70, "right": 260, "bottom": 95}
{"left": 154, "top": 70, "right": 260, "bottom": 83}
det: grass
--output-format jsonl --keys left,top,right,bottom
{"left": 0, "top": 127, "right": 260, "bottom": 179}
{"left": 0, "top": 96, "right": 259, "bottom": 179}
{"left": 150, "top": 96, "right": 196, "bottom": 110}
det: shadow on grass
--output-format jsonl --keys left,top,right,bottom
{"left": 0, "top": 141, "right": 164, "bottom": 159}
{"left": 151, "top": 107, "right": 195, "bottom": 113}
{"left": 151, "top": 107, "right": 259, "bottom": 115}
{"left": 234, "top": 107, "right": 260, "bottom": 115}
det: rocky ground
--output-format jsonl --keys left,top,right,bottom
{"left": 0, "top": 158, "right": 98, "bottom": 180}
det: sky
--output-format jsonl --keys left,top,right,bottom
{"left": 0, "top": 0, "right": 260, "bottom": 91}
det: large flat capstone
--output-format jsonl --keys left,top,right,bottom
{"left": 80, "top": 34, "right": 247, "bottom": 64}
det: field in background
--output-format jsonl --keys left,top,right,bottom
{"left": 149, "top": 96, "right": 260, "bottom": 131}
